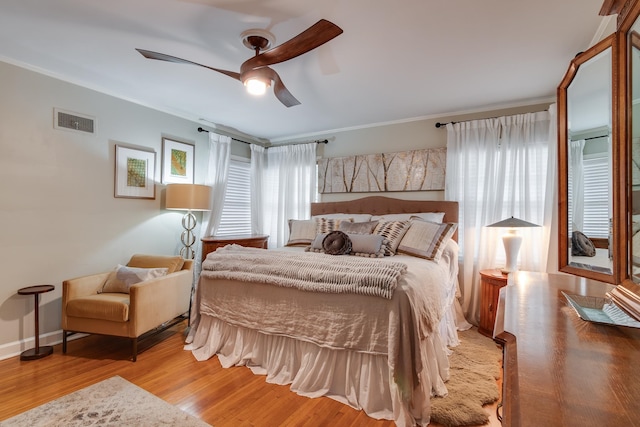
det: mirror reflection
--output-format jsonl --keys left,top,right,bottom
{"left": 567, "top": 47, "right": 613, "bottom": 274}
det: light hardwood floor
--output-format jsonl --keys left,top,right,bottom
{"left": 0, "top": 321, "right": 501, "bottom": 427}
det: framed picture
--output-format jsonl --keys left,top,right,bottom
{"left": 162, "top": 137, "right": 194, "bottom": 184}
{"left": 114, "top": 145, "right": 156, "bottom": 199}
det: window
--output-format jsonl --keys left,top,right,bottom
{"left": 582, "top": 153, "right": 610, "bottom": 238}
{"left": 567, "top": 151, "right": 610, "bottom": 239}
{"left": 216, "top": 158, "right": 252, "bottom": 236}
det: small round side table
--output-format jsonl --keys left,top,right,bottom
{"left": 18, "top": 284, "right": 55, "bottom": 361}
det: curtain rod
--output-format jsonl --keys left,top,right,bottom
{"left": 197, "top": 127, "right": 328, "bottom": 147}
{"left": 435, "top": 109, "right": 550, "bottom": 129}
{"left": 197, "top": 127, "right": 251, "bottom": 145}
{"left": 579, "top": 134, "right": 610, "bottom": 141}
{"left": 435, "top": 121, "right": 455, "bottom": 128}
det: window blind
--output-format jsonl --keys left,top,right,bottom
{"left": 568, "top": 152, "right": 610, "bottom": 239}
{"left": 216, "top": 159, "right": 252, "bottom": 236}
{"left": 582, "top": 154, "right": 610, "bottom": 238}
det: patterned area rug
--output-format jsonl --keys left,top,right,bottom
{"left": 430, "top": 327, "right": 502, "bottom": 427}
{"left": 0, "top": 376, "right": 210, "bottom": 427}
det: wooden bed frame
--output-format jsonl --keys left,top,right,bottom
{"left": 311, "top": 196, "right": 459, "bottom": 241}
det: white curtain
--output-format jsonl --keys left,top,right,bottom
{"left": 569, "top": 139, "right": 586, "bottom": 232}
{"left": 250, "top": 144, "right": 266, "bottom": 235}
{"left": 445, "top": 107, "right": 553, "bottom": 324}
{"left": 542, "top": 104, "right": 558, "bottom": 273}
{"left": 194, "top": 133, "right": 231, "bottom": 275}
{"left": 251, "top": 143, "right": 317, "bottom": 248}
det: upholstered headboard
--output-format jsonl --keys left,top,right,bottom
{"left": 311, "top": 196, "right": 459, "bottom": 241}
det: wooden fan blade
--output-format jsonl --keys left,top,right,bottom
{"left": 261, "top": 67, "right": 301, "bottom": 107}
{"left": 240, "top": 19, "right": 342, "bottom": 74}
{"left": 135, "top": 48, "right": 241, "bottom": 80}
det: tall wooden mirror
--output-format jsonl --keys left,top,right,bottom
{"left": 623, "top": 0, "right": 640, "bottom": 290}
{"left": 558, "top": 34, "right": 618, "bottom": 283}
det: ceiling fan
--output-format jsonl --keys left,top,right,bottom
{"left": 136, "top": 19, "right": 343, "bottom": 107}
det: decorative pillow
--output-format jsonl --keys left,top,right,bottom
{"left": 338, "top": 220, "right": 378, "bottom": 235}
{"left": 397, "top": 220, "right": 458, "bottom": 261}
{"left": 371, "top": 212, "right": 445, "bottom": 223}
{"left": 313, "top": 213, "right": 372, "bottom": 222}
{"left": 307, "top": 233, "right": 329, "bottom": 253}
{"left": 322, "top": 231, "right": 352, "bottom": 255}
{"left": 286, "top": 219, "right": 317, "bottom": 246}
{"left": 100, "top": 265, "right": 169, "bottom": 294}
{"left": 316, "top": 217, "right": 350, "bottom": 234}
{"left": 410, "top": 213, "right": 446, "bottom": 223}
{"left": 348, "top": 233, "right": 387, "bottom": 258}
{"left": 373, "top": 220, "right": 411, "bottom": 256}
{"left": 307, "top": 233, "right": 387, "bottom": 257}
{"left": 127, "top": 254, "right": 184, "bottom": 274}
{"left": 571, "top": 230, "right": 596, "bottom": 257}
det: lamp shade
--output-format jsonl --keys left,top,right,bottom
{"left": 166, "top": 184, "right": 212, "bottom": 211}
{"left": 486, "top": 216, "right": 539, "bottom": 228}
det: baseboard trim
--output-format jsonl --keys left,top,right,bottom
{"left": 0, "top": 330, "right": 87, "bottom": 361}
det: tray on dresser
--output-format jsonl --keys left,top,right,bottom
{"left": 562, "top": 292, "right": 640, "bottom": 328}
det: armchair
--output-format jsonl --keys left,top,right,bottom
{"left": 62, "top": 254, "right": 193, "bottom": 361}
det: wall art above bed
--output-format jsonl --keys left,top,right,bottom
{"left": 318, "top": 147, "right": 446, "bottom": 193}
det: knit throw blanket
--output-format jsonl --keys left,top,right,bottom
{"left": 201, "top": 245, "right": 407, "bottom": 299}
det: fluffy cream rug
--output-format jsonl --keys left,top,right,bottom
{"left": 430, "top": 327, "right": 502, "bottom": 427}
{"left": 1, "top": 376, "right": 210, "bottom": 427}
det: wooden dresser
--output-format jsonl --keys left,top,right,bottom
{"left": 494, "top": 271, "right": 640, "bottom": 426}
{"left": 201, "top": 234, "right": 269, "bottom": 262}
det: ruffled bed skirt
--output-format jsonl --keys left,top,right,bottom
{"left": 186, "top": 315, "right": 450, "bottom": 427}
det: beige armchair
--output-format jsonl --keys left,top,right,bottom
{"left": 62, "top": 254, "right": 194, "bottom": 361}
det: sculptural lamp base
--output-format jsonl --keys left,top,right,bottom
{"left": 501, "top": 229, "right": 522, "bottom": 274}
{"left": 179, "top": 210, "right": 197, "bottom": 260}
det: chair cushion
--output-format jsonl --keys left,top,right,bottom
{"left": 66, "top": 294, "right": 130, "bottom": 322}
{"left": 127, "top": 254, "right": 184, "bottom": 273}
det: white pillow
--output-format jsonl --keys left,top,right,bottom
{"left": 371, "top": 212, "right": 445, "bottom": 223}
{"left": 313, "top": 213, "right": 372, "bottom": 222}
{"left": 100, "top": 265, "right": 168, "bottom": 294}
{"left": 286, "top": 219, "right": 317, "bottom": 246}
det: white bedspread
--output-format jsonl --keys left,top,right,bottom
{"left": 187, "top": 242, "right": 459, "bottom": 427}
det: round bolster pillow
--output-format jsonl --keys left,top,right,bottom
{"left": 322, "top": 231, "right": 352, "bottom": 255}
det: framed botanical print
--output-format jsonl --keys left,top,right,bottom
{"left": 114, "top": 145, "right": 156, "bottom": 199}
{"left": 162, "top": 137, "right": 194, "bottom": 184}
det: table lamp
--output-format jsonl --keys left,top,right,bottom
{"left": 486, "top": 216, "right": 540, "bottom": 273}
{"left": 166, "top": 183, "right": 212, "bottom": 259}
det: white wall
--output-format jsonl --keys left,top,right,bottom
{"left": 0, "top": 61, "right": 249, "bottom": 359}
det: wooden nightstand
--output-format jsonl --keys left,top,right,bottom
{"left": 478, "top": 269, "right": 509, "bottom": 337}
{"left": 201, "top": 234, "right": 269, "bottom": 262}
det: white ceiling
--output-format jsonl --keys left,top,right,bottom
{"left": 0, "top": 0, "right": 610, "bottom": 142}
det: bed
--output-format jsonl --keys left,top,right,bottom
{"left": 186, "top": 196, "right": 461, "bottom": 427}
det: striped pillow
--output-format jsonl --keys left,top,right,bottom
{"left": 316, "top": 217, "right": 350, "bottom": 234}
{"left": 397, "top": 220, "right": 458, "bottom": 261}
{"left": 373, "top": 220, "right": 411, "bottom": 256}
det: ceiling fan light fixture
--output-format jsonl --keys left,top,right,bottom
{"left": 244, "top": 76, "right": 271, "bottom": 96}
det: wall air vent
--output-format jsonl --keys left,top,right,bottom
{"left": 54, "top": 108, "right": 95, "bottom": 134}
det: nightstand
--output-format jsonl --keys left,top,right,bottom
{"left": 201, "top": 234, "right": 269, "bottom": 262}
{"left": 478, "top": 269, "right": 509, "bottom": 337}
